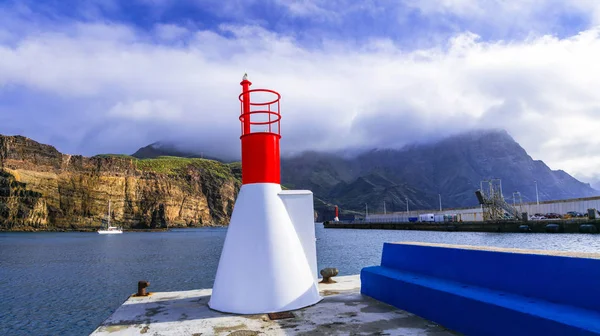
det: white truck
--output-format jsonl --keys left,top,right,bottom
{"left": 419, "top": 214, "right": 435, "bottom": 222}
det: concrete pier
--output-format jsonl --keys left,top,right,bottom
{"left": 91, "top": 275, "right": 457, "bottom": 335}
{"left": 324, "top": 219, "right": 600, "bottom": 233}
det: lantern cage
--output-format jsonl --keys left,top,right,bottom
{"left": 239, "top": 88, "right": 281, "bottom": 136}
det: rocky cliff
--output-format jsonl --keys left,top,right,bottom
{"left": 0, "top": 135, "right": 241, "bottom": 231}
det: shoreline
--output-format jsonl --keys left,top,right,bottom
{"left": 324, "top": 219, "right": 600, "bottom": 233}
{"left": 0, "top": 225, "right": 228, "bottom": 233}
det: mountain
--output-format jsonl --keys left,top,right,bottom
{"left": 132, "top": 129, "right": 598, "bottom": 221}
{"left": 283, "top": 129, "right": 598, "bottom": 218}
{"left": 0, "top": 135, "right": 241, "bottom": 231}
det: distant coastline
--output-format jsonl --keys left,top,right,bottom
{"left": 0, "top": 227, "right": 169, "bottom": 233}
{"left": 0, "top": 225, "right": 230, "bottom": 233}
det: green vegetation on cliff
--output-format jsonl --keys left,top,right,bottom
{"left": 92, "top": 155, "right": 239, "bottom": 181}
{"left": 135, "top": 156, "right": 236, "bottom": 180}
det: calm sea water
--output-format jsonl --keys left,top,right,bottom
{"left": 1, "top": 225, "right": 600, "bottom": 335}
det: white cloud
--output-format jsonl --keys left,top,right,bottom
{"left": 2, "top": 17, "right": 600, "bottom": 177}
{"left": 155, "top": 24, "right": 190, "bottom": 41}
{"left": 108, "top": 100, "right": 182, "bottom": 120}
{"left": 404, "top": 0, "right": 600, "bottom": 41}
{"left": 406, "top": 0, "right": 600, "bottom": 23}
{"left": 266, "top": 0, "right": 600, "bottom": 41}
{"left": 273, "top": 0, "right": 341, "bottom": 21}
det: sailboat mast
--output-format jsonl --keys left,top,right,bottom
{"left": 108, "top": 200, "right": 111, "bottom": 227}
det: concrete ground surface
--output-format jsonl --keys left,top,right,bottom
{"left": 90, "top": 275, "right": 458, "bottom": 336}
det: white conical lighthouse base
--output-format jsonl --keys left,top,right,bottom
{"left": 209, "top": 183, "right": 321, "bottom": 314}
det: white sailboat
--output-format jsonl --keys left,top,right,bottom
{"left": 98, "top": 200, "right": 123, "bottom": 234}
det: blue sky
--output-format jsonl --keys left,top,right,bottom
{"left": 2, "top": 0, "right": 600, "bottom": 183}
{"left": 3, "top": 0, "right": 593, "bottom": 46}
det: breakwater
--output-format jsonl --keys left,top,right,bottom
{"left": 324, "top": 220, "right": 600, "bottom": 233}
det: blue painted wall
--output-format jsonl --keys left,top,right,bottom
{"left": 361, "top": 266, "right": 599, "bottom": 336}
{"left": 379, "top": 243, "right": 600, "bottom": 312}
{"left": 361, "top": 243, "right": 600, "bottom": 335}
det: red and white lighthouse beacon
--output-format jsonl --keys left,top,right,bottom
{"left": 209, "top": 74, "right": 321, "bottom": 314}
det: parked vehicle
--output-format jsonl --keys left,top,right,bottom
{"left": 530, "top": 215, "right": 546, "bottom": 220}
{"left": 419, "top": 214, "right": 435, "bottom": 222}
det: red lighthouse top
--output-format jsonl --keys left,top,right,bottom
{"left": 239, "top": 74, "right": 282, "bottom": 185}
